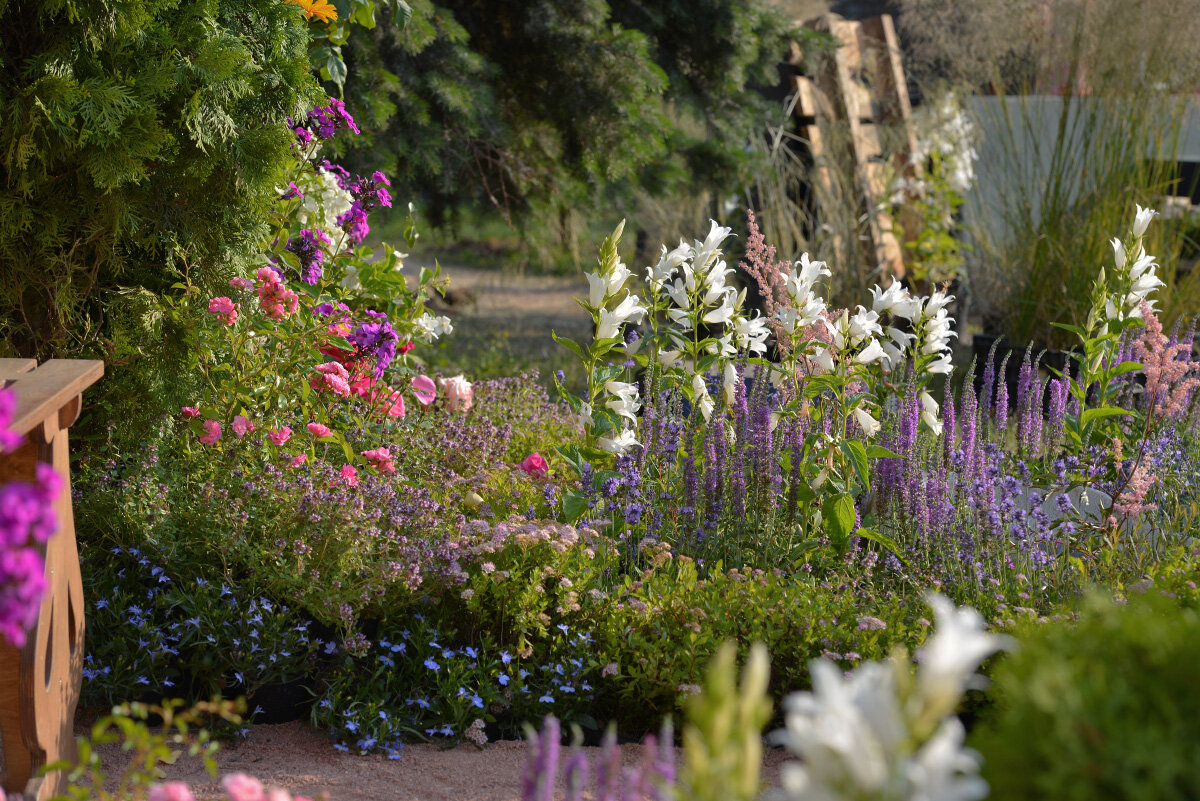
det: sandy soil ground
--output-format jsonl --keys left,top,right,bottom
{"left": 89, "top": 720, "right": 791, "bottom": 801}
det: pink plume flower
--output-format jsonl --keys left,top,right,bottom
{"left": 231, "top": 415, "right": 254, "bottom": 438}
{"left": 181, "top": 406, "right": 200, "bottom": 419}
{"left": 148, "top": 782, "right": 195, "bottom": 801}
{"left": 361, "top": 447, "right": 396, "bottom": 474}
{"left": 519, "top": 452, "right": 549, "bottom": 478}
{"left": 411, "top": 375, "right": 437, "bottom": 405}
{"left": 207, "top": 296, "right": 238, "bottom": 326}
{"left": 306, "top": 422, "right": 333, "bottom": 438}
{"left": 267, "top": 427, "right": 292, "bottom": 447}
{"left": 199, "top": 420, "right": 222, "bottom": 445}
{"left": 340, "top": 464, "right": 359, "bottom": 486}
{"left": 221, "top": 773, "right": 265, "bottom": 801}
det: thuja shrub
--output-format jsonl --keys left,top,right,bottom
{"left": 0, "top": 0, "right": 318, "bottom": 357}
{"left": 973, "top": 592, "right": 1200, "bottom": 800}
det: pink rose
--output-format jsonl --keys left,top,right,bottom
{"left": 411, "top": 375, "right": 437, "bottom": 405}
{"left": 268, "top": 427, "right": 292, "bottom": 447}
{"left": 438, "top": 374, "right": 473, "bottom": 412}
{"left": 199, "top": 420, "right": 222, "bottom": 445}
{"left": 232, "top": 415, "right": 254, "bottom": 438}
{"left": 309, "top": 362, "right": 351, "bottom": 398}
{"left": 266, "top": 790, "right": 294, "bottom": 801}
{"left": 361, "top": 447, "right": 396, "bottom": 474}
{"left": 519, "top": 452, "right": 549, "bottom": 478}
{"left": 340, "top": 464, "right": 359, "bottom": 486}
{"left": 387, "top": 391, "right": 406, "bottom": 419}
{"left": 255, "top": 268, "right": 299, "bottom": 320}
{"left": 288, "top": 454, "right": 307, "bottom": 467}
{"left": 148, "top": 782, "right": 195, "bottom": 801}
{"left": 181, "top": 406, "right": 200, "bottom": 419}
{"left": 229, "top": 277, "right": 255, "bottom": 291}
{"left": 306, "top": 422, "right": 333, "bottom": 438}
{"left": 221, "top": 773, "right": 265, "bottom": 801}
{"left": 207, "top": 296, "right": 238, "bottom": 326}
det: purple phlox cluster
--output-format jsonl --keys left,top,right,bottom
{"left": 522, "top": 716, "right": 675, "bottom": 801}
{"left": 320, "top": 161, "right": 393, "bottom": 245}
{"left": 286, "top": 227, "right": 331, "bottom": 285}
{"left": 1, "top": 387, "right": 60, "bottom": 648}
{"left": 289, "top": 98, "right": 360, "bottom": 144}
{"left": 348, "top": 310, "right": 400, "bottom": 378}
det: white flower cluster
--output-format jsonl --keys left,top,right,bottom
{"left": 911, "top": 93, "right": 978, "bottom": 196}
{"left": 773, "top": 595, "right": 1011, "bottom": 801}
{"left": 289, "top": 168, "right": 354, "bottom": 250}
{"left": 414, "top": 312, "right": 454, "bottom": 342}
{"left": 1106, "top": 204, "right": 1164, "bottom": 322}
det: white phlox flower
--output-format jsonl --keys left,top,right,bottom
{"left": 415, "top": 312, "right": 454, "bottom": 342}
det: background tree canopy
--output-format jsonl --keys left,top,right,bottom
{"left": 334, "top": 0, "right": 793, "bottom": 237}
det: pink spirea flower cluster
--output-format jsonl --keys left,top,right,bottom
{"left": 255, "top": 267, "right": 299, "bottom": 320}
{"left": 207, "top": 296, "right": 239, "bottom": 326}
{"left": 361, "top": 447, "right": 396, "bottom": 474}
{"left": 0, "top": 388, "right": 60, "bottom": 648}
{"left": 309, "top": 362, "right": 351, "bottom": 398}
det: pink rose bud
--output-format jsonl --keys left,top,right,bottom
{"left": 519, "top": 452, "right": 549, "bottom": 478}
{"left": 199, "top": 420, "right": 222, "bottom": 445}
{"left": 268, "top": 427, "right": 292, "bottom": 447}
{"left": 306, "top": 422, "right": 333, "bottom": 438}
{"left": 181, "top": 406, "right": 200, "bottom": 419}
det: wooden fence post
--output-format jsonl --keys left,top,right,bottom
{"left": 0, "top": 359, "right": 104, "bottom": 801}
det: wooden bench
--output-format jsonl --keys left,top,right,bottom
{"left": 0, "top": 359, "right": 104, "bottom": 801}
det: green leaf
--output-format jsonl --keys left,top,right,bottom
{"left": 864, "top": 444, "right": 901, "bottom": 459}
{"left": 393, "top": 0, "right": 413, "bottom": 27}
{"left": 563, "top": 490, "right": 588, "bottom": 522}
{"left": 1080, "top": 406, "right": 1131, "bottom": 429}
{"left": 854, "top": 527, "right": 908, "bottom": 565}
{"left": 353, "top": 2, "right": 376, "bottom": 29}
{"left": 552, "top": 332, "right": 585, "bottom": 360}
{"left": 840, "top": 439, "right": 870, "bottom": 489}
{"left": 324, "top": 53, "right": 347, "bottom": 89}
{"left": 1107, "top": 360, "right": 1143, "bottom": 378}
{"left": 821, "top": 492, "right": 856, "bottom": 544}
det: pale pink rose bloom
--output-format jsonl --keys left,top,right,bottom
{"left": 181, "top": 406, "right": 200, "bottom": 419}
{"left": 309, "top": 362, "right": 351, "bottom": 398}
{"left": 266, "top": 789, "right": 294, "bottom": 801}
{"left": 148, "top": 781, "right": 195, "bottom": 801}
{"left": 306, "top": 422, "right": 333, "bottom": 438}
{"left": 411, "top": 374, "right": 437, "bottom": 405}
{"left": 438, "top": 374, "right": 473, "bottom": 411}
{"left": 340, "top": 464, "right": 359, "bottom": 486}
{"left": 221, "top": 773, "right": 265, "bottom": 801}
{"left": 207, "top": 296, "right": 238, "bottom": 326}
{"left": 232, "top": 415, "right": 254, "bottom": 438}
{"left": 289, "top": 454, "right": 307, "bottom": 467}
{"left": 229, "top": 277, "right": 255, "bottom": 291}
{"left": 268, "top": 427, "right": 292, "bottom": 447}
{"left": 199, "top": 420, "right": 222, "bottom": 445}
{"left": 519, "top": 452, "right": 548, "bottom": 478}
{"left": 361, "top": 447, "right": 396, "bottom": 474}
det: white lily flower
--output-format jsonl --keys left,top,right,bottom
{"left": 848, "top": 306, "right": 883, "bottom": 343}
{"left": 888, "top": 326, "right": 916, "bottom": 348}
{"left": 657, "top": 348, "right": 682, "bottom": 367}
{"left": 881, "top": 340, "right": 905, "bottom": 372}
{"left": 596, "top": 293, "right": 647, "bottom": 341}
{"left": 854, "top": 338, "right": 886, "bottom": 365}
{"left": 906, "top": 717, "right": 989, "bottom": 801}
{"left": 650, "top": 240, "right": 691, "bottom": 284}
{"left": 702, "top": 298, "right": 736, "bottom": 326}
{"left": 853, "top": 406, "right": 882, "bottom": 437}
{"left": 597, "top": 428, "right": 639, "bottom": 455}
{"left": 792, "top": 252, "right": 831, "bottom": 288}
{"left": 1132, "top": 203, "right": 1158, "bottom": 238}
{"left": 924, "top": 290, "right": 954, "bottom": 316}
{"left": 733, "top": 314, "right": 770, "bottom": 355}
{"left": 723, "top": 362, "right": 739, "bottom": 405}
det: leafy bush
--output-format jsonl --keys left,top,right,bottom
{"left": 0, "top": 0, "right": 319, "bottom": 357}
{"left": 973, "top": 592, "right": 1200, "bottom": 800}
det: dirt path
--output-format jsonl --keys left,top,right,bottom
{"left": 91, "top": 720, "right": 791, "bottom": 801}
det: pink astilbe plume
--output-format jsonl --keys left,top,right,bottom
{"left": 738, "top": 210, "right": 792, "bottom": 346}
{"left": 1133, "top": 302, "right": 1200, "bottom": 419}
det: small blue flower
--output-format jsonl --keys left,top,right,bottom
{"left": 465, "top": 646, "right": 478, "bottom": 659}
{"left": 424, "top": 658, "right": 440, "bottom": 672}
{"left": 556, "top": 624, "right": 569, "bottom": 635}
{"left": 538, "top": 693, "right": 554, "bottom": 704}
{"left": 470, "top": 694, "right": 483, "bottom": 709}
{"left": 498, "top": 674, "right": 510, "bottom": 686}
{"left": 334, "top": 743, "right": 350, "bottom": 752}
{"left": 501, "top": 651, "right": 512, "bottom": 665}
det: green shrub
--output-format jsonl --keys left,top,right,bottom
{"left": 0, "top": 0, "right": 318, "bottom": 357}
{"left": 973, "top": 592, "right": 1200, "bottom": 800}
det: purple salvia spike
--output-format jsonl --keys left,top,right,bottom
{"left": 565, "top": 746, "right": 589, "bottom": 801}
{"left": 597, "top": 727, "right": 620, "bottom": 801}
{"left": 536, "top": 717, "right": 560, "bottom": 801}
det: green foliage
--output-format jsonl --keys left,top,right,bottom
{"left": 0, "top": 0, "right": 320, "bottom": 357}
{"left": 973, "top": 592, "right": 1200, "bottom": 800}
